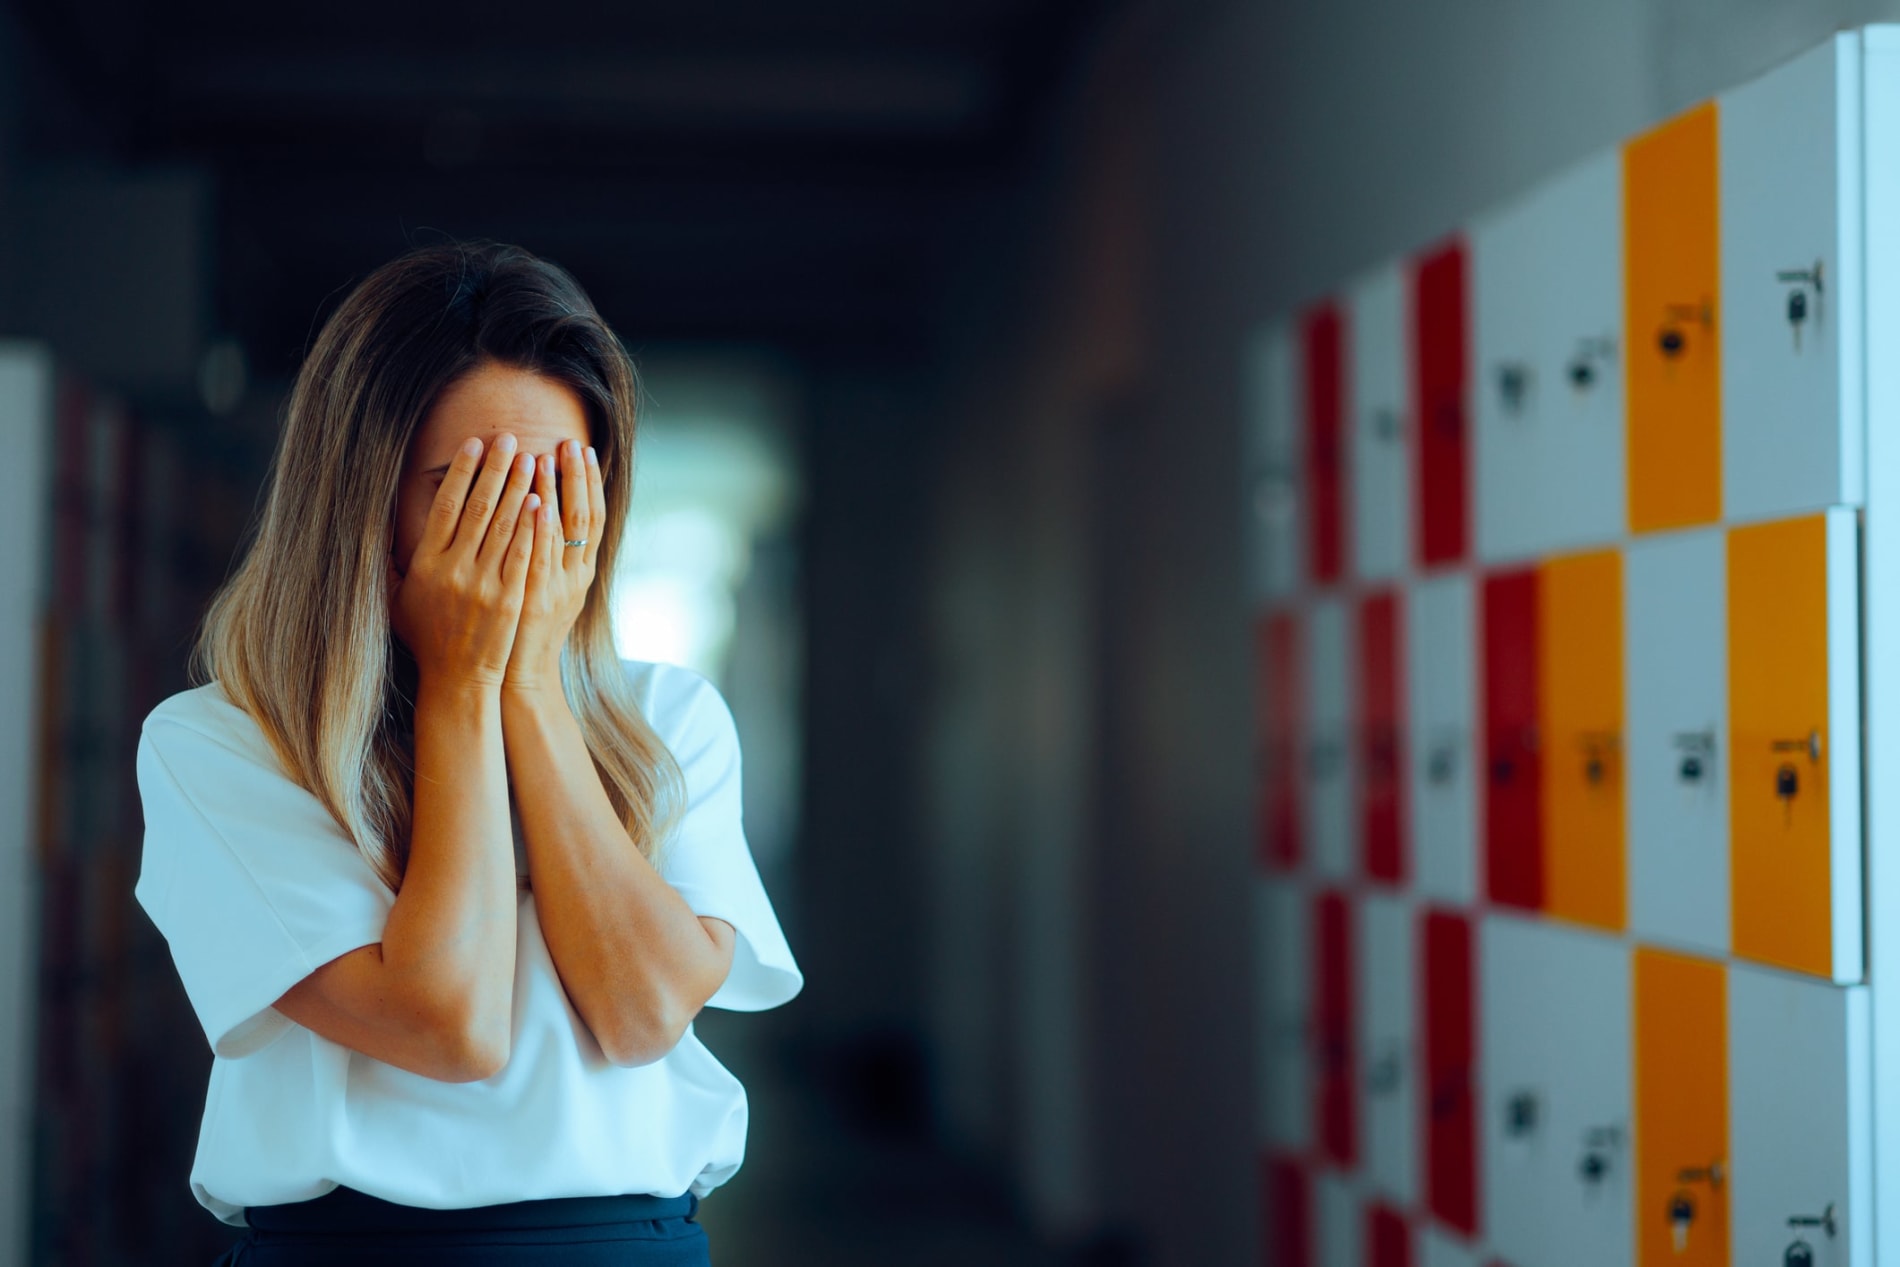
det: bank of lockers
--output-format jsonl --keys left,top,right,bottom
{"left": 1248, "top": 26, "right": 1900, "bottom": 1267}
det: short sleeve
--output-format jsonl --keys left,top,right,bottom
{"left": 134, "top": 701, "right": 396, "bottom": 1060}
{"left": 650, "top": 668, "right": 803, "bottom": 1012}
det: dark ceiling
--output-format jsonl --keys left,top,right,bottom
{"left": 9, "top": 0, "right": 1103, "bottom": 378}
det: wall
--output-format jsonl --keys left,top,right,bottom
{"left": 923, "top": 1, "right": 1900, "bottom": 1263}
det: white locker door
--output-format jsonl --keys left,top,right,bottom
{"left": 1309, "top": 596, "right": 1355, "bottom": 878}
{"left": 1482, "top": 915, "right": 1634, "bottom": 1267}
{"left": 1349, "top": 263, "right": 1411, "bottom": 580}
{"left": 1259, "top": 879, "right": 1311, "bottom": 1152}
{"left": 1473, "top": 149, "right": 1624, "bottom": 562}
{"left": 1316, "top": 1173, "right": 1362, "bottom": 1267}
{"left": 1359, "top": 894, "right": 1416, "bottom": 1205}
{"left": 1625, "top": 528, "right": 1730, "bottom": 955}
{"left": 1419, "top": 1227, "right": 1480, "bottom": 1267}
{"left": 1248, "top": 321, "right": 1305, "bottom": 603}
{"left": 1407, "top": 573, "right": 1477, "bottom": 902}
{"left": 1720, "top": 33, "right": 1864, "bottom": 520}
{"left": 1728, "top": 965, "right": 1870, "bottom": 1267}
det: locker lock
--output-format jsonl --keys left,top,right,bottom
{"left": 1786, "top": 1241, "right": 1816, "bottom": 1267}
{"left": 1580, "top": 731, "right": 1620, "bottom": 786}
{"left": 1776, "top": 763, "right": 1800, "bottom": 801}
{"left": 1658, "top": 300, "right": 1715, "bottom": 359}
{"left": 1496, "top": 363, "right": 1533, "bottom": 415}
{"left": 1370, "top": 406, "right": 1401, "bottom": 442}
{"left": 1674, "top": 729, "right": 1716, "bottom": 784}
{"left": 1505, "top": 1089, "right": 1539, "bottom": 1137}
{"left": 1669, "top": 1192, "right": 1697, "bottom": 1253}
{"left": 1568, "top": 336, "right": 1616, "bottom": 390}
{"left": 1578, "top": 1123, "right": 1624, "bottom": 1185}
{"left": 1366, "top": 1047, "right": 1403, "bottom": 1096}
{"left": 1427, "top": 741, "right": 1459, "bottom": 787}
{"left": 1776, "top": 261, "right": 1824, "bottom": 351}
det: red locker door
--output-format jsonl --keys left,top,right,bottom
{"left": 1314, "top": 891, "right": 1358, "bottom": 1167}
{"left": 1304, "top": 301, "right": 1348, "bottom": 584}
{"left": 1412, "top": 239, "right": 1470, "bottom": 566}
{"left": 1358, "top": 590, "right": 1407, "bottom": 884}
{"left": 1368, "top": 1204, "right": 1413, "bottom": 1267}
{"left": 1423, "top": 909, "right": 1478, "bottom": 1235}
{"left": 1482, "top": 570, "right": 1543, "bottom": 909}
{"left": 1259, "top": 612, "right": 1303, "bottom": 871}
{"left": 1264, "top": 1155, "right": 1312, "bottom": 1267}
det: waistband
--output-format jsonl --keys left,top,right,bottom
{"left": 244, "top": 1184, "right": 699, "bottom": 1236}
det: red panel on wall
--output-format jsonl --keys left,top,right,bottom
{"left": 1303, "top": 301, "right": 1348, "bottom": 584}
{"left": 1482, "top": 569, "right": 1542, "bottom": 909}
{"left": 1260, "top": 612, "right": 1303, "bottom": 871}
{"left": 1357, "top": 590, "right": 1406, "bottom": 884}
{"left": 1412, "top": 239, "right": 1470, "bottom": 566}
{"left": 1368, "top": 1204, "right": 1413, "bottom": 1267}
{"left": 1423, "top": 909, "right": 1478, "bottom": 1236}
{"left": 1314, "top": 890, "right": 1358, "bottom": 1167}
{"left": 1263, "top": 1155, "right": 1312, "bottom": 1267}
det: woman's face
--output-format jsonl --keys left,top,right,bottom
{"left": 391, "top": 361, "right": 594, "bottom": 577}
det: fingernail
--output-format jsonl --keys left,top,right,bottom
{"left": 497, "top": 433, "right": 517, "bottom": 455}
{"left": 525, "top": 493, "right": 541, "bottom": 511}
{"left": 541, "top": 454, "right": 555, "bottom": 476}
{"left": 585, "top": 445, "right": 597, "bottom": 465}
{"left": 517, "top": 452, "right": 534, "bottom": 475}
{"left": 462, "top": 437, "right": 482, "bottom": 456}
{"left": 568, "top": 440, "right": 581, "bottom": 459}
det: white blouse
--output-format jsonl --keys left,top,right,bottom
{"left": 132, "top": 659, "right": 802, "bottom": 1227}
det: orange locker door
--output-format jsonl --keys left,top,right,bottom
{"left": 1727, "top": 510, "right": 1863, "bottom": 982}
{"left": 1538, "top": 549, "right": 1625, "bottom": 930}
{"left": 1624, "top": 101, "right": 1722, "bottom": 533}
{"left": 1633, "top": 948, "right": 1728, "bottom": 1267}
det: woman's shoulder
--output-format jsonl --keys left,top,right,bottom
{"left": 618, "top": 659, "right": 737, "bottom": 754}
{"left": 140, "top": 681, "right": 284, "bottom": 773}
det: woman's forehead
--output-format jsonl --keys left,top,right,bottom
{"left": 410, "top": 363, "right": 590, "bottom": 471}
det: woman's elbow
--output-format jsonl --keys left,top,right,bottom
{"left": 599, "top": 1001, "right": 695, "bottom": 1068}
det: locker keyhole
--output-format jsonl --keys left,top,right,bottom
{"left": 1580, "top": 1152, "right": 1608, "bottom": 1184}
{"left": 1372, "top": 407, "right": 1401, "bottom": 442}
{"left": 1506, "top": 1090, "right": 1538, "bottom": 1137}
{"left": 1427, "top": 744, "right": 1457, "bottom": 787}
{"left": 1785, "top": 1241, "right": 1815, "bottom": 1267}
{"left": 1787, "top": 289, "right": 1809, "bottom": 349}
{"left": 1497, "top": 364, "right": 1531, "bottom": 415}
{"left": 1680, "top": 754, "right": 1703, "bottom": 782}
{"left": 1569, "top": 357, "right": 1595, "bottom": 389}
{"left": 1658, "top": 326, "right": 1687, "bottom": 358}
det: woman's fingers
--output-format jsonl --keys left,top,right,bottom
{"left": 503, "top": 491, "right": 542, "bottom": 592}
{"left": 451, "top": 433, "right": 519, "bottom": 553}
{"left": 582, "top": 444, "right": 604, "bottom": 570}
{"left": 478, "top": 450, "right": 538, "bottom": 571}
{"left": 560, "top": 439, "right": 590, "bottom": 565}
{"left": 421, "top": 437, "right": 486, "bottom": 557}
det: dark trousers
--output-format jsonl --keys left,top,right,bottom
{"left": 211, "top": 1183, "right": 711, "bottom": 1265}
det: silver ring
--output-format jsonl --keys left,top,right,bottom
{"left": 564, "top": 537, "right": 587, "bottom": 549}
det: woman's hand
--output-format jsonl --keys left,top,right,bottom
{"left": 504, "top": 439, "right": 604, "bottom": 695}
{"left": 390, "top": 433, "right": 545, "bottom": 689}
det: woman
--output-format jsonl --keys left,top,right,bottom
{"left": 133, "top": 241, "right": 801, "bottom": 1265}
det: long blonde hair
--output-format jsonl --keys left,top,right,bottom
{"left": 193, "top": 241, "right": 682, "bottom": 892}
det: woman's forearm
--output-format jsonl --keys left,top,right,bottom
{"left": 501, "top": 685, "right": 730, "bottom": 1067}
{"left": 378, "top": 673, "right": 520, "bottom": 1069}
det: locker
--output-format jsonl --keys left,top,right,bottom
{"left": 1318, "top": 1173, "right": 1363, "bottom": 1267}
{"left": 1407, "top": 573, "right": 1478, "bottom": 903}
{"left": 1418, "top": 1229, "right": 1482, "bottom": 1267}
{"left": 1624, "top": 101, "right": 1722, "bottom": 533}
{"left": 1728, "top": 965, "right": 1870, "bottom": 1267}
{"left": 1249, "top": 321, "right": 1304, "bottom": 601}
{"left": 1265, "top": 1155, "right": 1314, "bottom": 1267}
{"left": 1314, "top": 890, "right": 1358, "bottom": 1168}
{"left": 1727, "top": 511, "right": 1863, "bottom": 982}
{"left": 1357, "top": 590, "right": 1407, "bottom": 884}
{"left": 1368, "top": 1204, "right": 1412, "bottom": 1267}
{"left": 1625, "top": 529, "right": 1730, "bottom": 955}
{"left": 1423, "top": 910, "right": 1478, "bottom": 1236}
{"left": 1259, "top": 879, "right": 1311, "bottom": 1152}
{"left": 1720, "top": 34, "right": 1864, "bottom": 520}
{"left": 1305, "top": 301, "right": 1349, "bottom": 584}
{"left": 1480, "top": 915, "right": 1633, "bottom": 1267}
{"left": 1473, "top": 149, "right": 1625, "bottom": 562}
{"left": 1413, "top": 238, "right": 1471, "bottom": 566}
{"left": 1633, "top": 948, "right": 1728, "bottom": 1267}
{"left": 1349, "top": 263, "right": 1411, "bottom": 579}
{"left": 1262, "top": 611, "right": 1304, "bottom": 872}
{"left": 1359, "top": 894, "right": 1417, "bottom": 1205}
{"left": 1538, "top": 549, "right": 1625, "bottom": 931}
{"left": 1482, "top": 569, "right": 1542, "bottom": 910}
{"left": 1308, "top": 597, "right": 1356, "bottom": 878}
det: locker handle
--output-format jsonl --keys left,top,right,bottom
{"left": 1770, "top": 730, "right": 1823, "bottom": 763}
{"left": 1657, "top": 300, "right": 1714, "bottom": 359}
{"left": 1787, "top": 1204, "right": 1838, "bottom": 1239}
{"left": 1676, "top": 1161, "right": 1726, "bottom": 1189}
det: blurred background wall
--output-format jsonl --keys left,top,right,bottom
{"left": 2, "top": 1, "right": 1898, "bottom": 1266}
